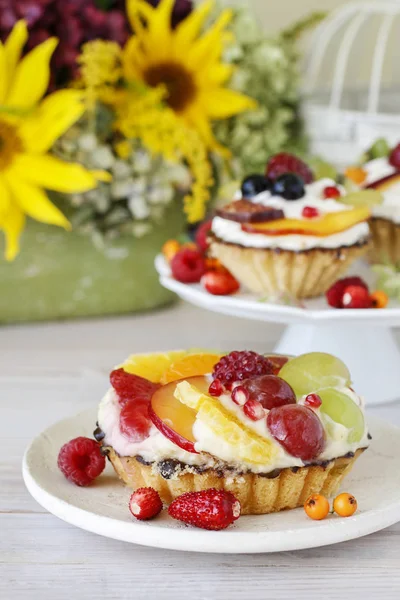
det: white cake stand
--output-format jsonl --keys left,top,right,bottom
{"left": 155, "top": 255, "right": 400, "bottom": 407}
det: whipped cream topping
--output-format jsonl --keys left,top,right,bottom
{"left": 98, "top": 381, "right": 370, "bottom": 475}
{"left": 362, "top": 158, "right": 400, "bottom": 224}
{"left": 212, "top": 178, "right": 369, "bottom": 251}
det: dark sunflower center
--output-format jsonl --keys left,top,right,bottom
{"left": 143, "top": 62, "right": 196, "bottom": 112}
{"left": 0, "top": 120, "right": 23, "bottom": 170}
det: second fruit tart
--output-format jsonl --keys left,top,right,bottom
{"left": 97, "top": 350, "right": 370, "bottom": 515}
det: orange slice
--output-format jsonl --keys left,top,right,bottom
{"left": 161, "top": 353, "right": 223, "bottom": 384}
{"left": 242, "top": 206, "right": 370, "bottom": 237}
{"left": 120, "top": 351, "right": 188, "bottom": 383}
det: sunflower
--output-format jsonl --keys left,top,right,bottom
{"left": 0, "top": 21, "right": 110, "bottom": 261}
{"left": 123, "top": 0, "right": 256, "bottom": 152}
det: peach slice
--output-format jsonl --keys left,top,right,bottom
{"left": 366, "top": 173, "right": 400, "bottom": 192}
{"left": 241, "top": 206, "right": 370, "bottom": 237}
{"left": 149, "top": 376, "right": 210, "bottom": 453}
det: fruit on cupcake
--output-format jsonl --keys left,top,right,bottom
{"left": 120, "top": 397, "right": 154, "bottom": 442}
{"left": 58, "top": 437, "right": 106, "bottom": 487}
{"left": 326, "top": 276, "right": 369, "bottom": 309}
{"left": 168, "top": 488, "right": 241, "bottom": 530}
{"left": 302, "top": 206, "right": 320, "bottom": 218}
{"left": 304, "top": 393, "right": 322, "bottom": 409}
{"left": 243, "top": 398, "right": 265, "bottom": 421}
{"left": 171, "top": 247, "right": 206, "bottom": 283}
{"left": 241, "top": 174, "right": 272, "bottom": 197}
{"left": 323, "top": 185, "right": 341, "bottom": 199}
{"left": 339, "top": 189, "right": 383, "bottom": 208}
{"left": 342, "top": 285, "right": 372, "bottom": 309}
{"left": 215, "top": 199, "right": 284, "bottom": 223}
{"left": 212, "top": 351, "right": 274, "bottom": 389}
{"left": 239, "top": 375, "right": 296, "bottom": 410}
{"left": 264, "top": 354, "right": 290, "bottom": 375}
{"left": 129, "top": 487, "right": 163, "bottom": 521}
{"left": 175, "top": 378, "right": 278, "bottom": 465}
{"left": 161, "top": 353, "right": 223, "bottom": 383}
{"left": 267, "top": 404, "right": 325, "bottom": 460}
{"left": 119, "top": 351, "right": 188, "bottom": 383}
{"left": 150, "top": 376, "right": 210, "bottom": 453}
{"left": 345, "top": 166, "right": 367, "bottom": 185}
{"left": 318, "top": 388, "right": 364, "bottom": 443}
{"left": 195, "top": 220, "right": 212, "bottom": 252}
{"left": 266, "top": 152, "right": 314, "bottom": 184}
{"left": 389, "top": 142, "right": 400, "bottom": 169}
{"left": 110, "top": 368, "right": 159, "bottom": 405}
{"left": 366, "top": 172, "right": 400, "bottom": 192}
{"left": 333, "top": 492, "right": 358, "bottom": 517}
{"left": 368, "top": 138, "right": 390, "bottom": 160}
{"left": 202, "top": 271, "right": 240, "bottom": 296}
{"left": 279, "top": 352, "right": 351, "bottom": 396}
{"left": 271, "top": 173, "right": 305, "bottom": 200}
{"left": 241, "top": 206, "right": 370, "bottom": 236}
{"left": 304, "top": 494, "right": 330, "bottom": 520}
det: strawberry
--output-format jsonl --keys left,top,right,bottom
{"left": 195, "top": 220, "right": 212, "bottom": 252}
{"left": 202, "top": 271, "right": 240, "bottom": 295}
{"left": 110, "top": 368, "right": 159, "bottom": 406}
{"left": 326, "top": 276, "right": 369, "bottom": 308}
{"left": 129, "top": 487, "right": 163, "bottom": 520}
{"left": 168, "top": 488, "right": 241, "bottom": 530}
{"left": 119, "top": 398, "right": 152, "bottom": 442}
{"left": 342, "top": 285, "right": 372, "bottom": 309}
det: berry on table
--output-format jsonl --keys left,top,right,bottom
{"left": 171, "top": 248, "right": 206, "bottom": 283}
{"left": 212, "top": 351, "right": 274, "bottom": 389}
{"left": 342, "top": 285, "right": 372, "bottom": 309}
{"left": 370, "top": 290, "right": 388, "bottom": 309}
{"left": 243, "top": 398, "right": 265, "bottom": 421}
{"left": 110, "top": 368, "right": 159, "bottom": 406}
{"left": 304, "top": 393, "right": 322, "bottom": 409}
{"left": 266, "top": 152, "right": 314, "bottom": 184}
{"left": 195, "top": 220, "right": 212, "bottom": 252}
{"left": 168, "top": 488, "right": 241, "bottom": 530}
{"left": 326, "top": 276, "right": 369, "bottom": 308}
{"left": 323, "top": 185, "right": 341, "bottom": 199}
{"left": 304, "top": 494, "right": 330, "bottom": 520}
{"left": 389, "top": 143, "right": 400, "bottom": 169}
{"left": 58, "top": 437, "right": 105, "bottom": 487}
{"left": 272, "top": 173, "right": 305, "bottom": 200}
{"left": 333, "top": 492, "right": 358, "bottom": 517}
{"left": 267, "top": 404, "right": 325, "bottom": 460}
{"left": 202, "top": 271, "right": 240, "bottom": 296}
{"left": 302, "top": 206, "right": 320, "bottom": 219}
{"left": 129, "top": 487, "right": 163, "bottom": 520}
{"left": 241, "top": 174, "right": 271, "bottom": 198}
{"left": 162, "top": 239, "right": 180, "bottom": 263}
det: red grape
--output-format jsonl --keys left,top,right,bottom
{"left": 267, "top": 405, "right": 325, "bottom": 460}
{"left": 241, "top": 375, "right": 296, "bottom": 410}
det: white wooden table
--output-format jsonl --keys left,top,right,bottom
{"left": 2, "top": 302, "right": 400, "bottom": 600}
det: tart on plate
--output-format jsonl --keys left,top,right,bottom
{"left": 96, "top": 350, "right": 370, "bottom": 515}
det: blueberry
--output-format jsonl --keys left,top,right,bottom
{"left": 272, "top": 173, "right": 305, "bottom": 200}
{"left": 241, "top": 174, "right": 272, "bottom": 198}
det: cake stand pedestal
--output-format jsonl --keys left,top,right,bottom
{"left": 155, "top": 256, "right": 400, "bottom": 406}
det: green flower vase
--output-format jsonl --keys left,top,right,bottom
{"left": 0, "top": 210, "right": 184, "bottom": 323}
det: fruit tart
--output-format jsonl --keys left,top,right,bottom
{"left": 96, "top": 350, "right": 370, "bottom": 515}
{"left": 209, "top": 153, "right": 370, "bottom": 299}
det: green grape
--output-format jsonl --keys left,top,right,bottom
{"left": 340, "top": 189, "right": 383, "bottom": 208}
{"left": 308, "top": 157, "right": 338, "bottom": 181}
{"left": 368, "top": 138, "right": 390, "bottom": 160}
{"left": 279, "top": 352, "right": 351, "bottom": 396}
{"left": 318, "top": 388, "right": 365, "bottom": 443}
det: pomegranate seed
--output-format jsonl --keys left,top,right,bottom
{"left": 304, "top": 393, "right": 322, "bottom": 408}
{"left": 243, "top": 399, "right": 265, "bottom": 421}
{"left": 302, "top": 206, "right": 320, "bottom": 219}
{"left": 231, "top": 385, "right": 249, "bottom": 406}
{"left": 209, "top": 379, "right": 223, "bottom": 397}
{"left": 323, "top": 186, "right": 341, "bottom": 199}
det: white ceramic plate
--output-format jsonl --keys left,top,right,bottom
{"left": 23, "top": 408, "right": 400, "bottom": 553}
{"left": 155, "top": 255, "right": 400, "bottom": 326}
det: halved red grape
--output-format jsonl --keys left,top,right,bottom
{"left": 267, "top": 405, "right": 325, "bottom": 460}
{"left": 241, "top": 375, "right": 296, "bottom": 410}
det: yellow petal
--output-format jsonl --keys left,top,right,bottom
{"left": 189, "top": 9, "right": 233, "bottom": 69}
{"left": 0, "top": 202, "right": 25, "bottom": 261}
{"left": 4, "top": 173, "right": 70, "bottom": 229}
{"left": 10, "top": 154, "right": 102, "bottom": 193}
{"left": 91, "top": 170, "right": 112, "bottom": 183}
{"left": 184, "top": 107, "right": 230, "bottom": 157}
{"left": 0, "top": 175, "right": 11, "bottom": 216}
{"left": 5, "top": 37, "right": 58, "bottom": 109}
{"left": 174, "top": 0, "right": 213, "bottom": 52}
{"left": 0, "top": 42, "right": 7, "bottom": 104}
{"left": 199, "top": 88, "right": 257, "bottom": 119}
{"left": 19, "top": 89, "right": 85, "bottom": 153}
{"left": 4, "top": 20, "right": 28, "bottom": 85}
{"left": 198, "top": 63, "right": 234, "bottom": 86}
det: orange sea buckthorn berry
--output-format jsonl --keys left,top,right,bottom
{"left": 370, "top": 290, "right": 388, "bottom": 309}
{"left": 162, "top": 239, "right": 181, "bottom": 263}
{"left": 304, "top": 494, "right": 330, "bottom": 520}
{"left": 333, "top": 493, "right": 358, "bottom": 517}
{"left": 345, "top": 167, "right": 367, "bottom": 185}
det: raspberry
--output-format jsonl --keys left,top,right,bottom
{"left": 266, "top": 153, "right": 314, "bottom": 184}
{"left": 201, "top": 271, "right": 240, "bottom": 295}
{"left": 171, "top": 248, "right": 206, "bottom": 283}
{"left": 195, "top": 220, "right": 212, "bottom": 253}
{"left": 110, "top": 368, "right": 159, "bottom": 406}
{"left": 120, "top": 398, "right": 152, "bottom": 442}
{"left": 129, "top": 487, "right": 163, "bottom": 520}
{"left": 168, "top": 488, "right": 241, "bottom": 530}
{"left": 243, "top": 399, "right": 265, "bottom": 421}
{"left": 389, "top": 143, "right": 400, "bottom": 169}
{"left": 212, "top": 351, "right": 274, "bottom": 389}
{"left": 342, "top": 285, "right": 372, "bottom": 309}
{"left": 326, "top": 277, "right": 369, "bottom": 308}
{"left": 57, "top": 437, "right": 105, "bottom": 486}
{"left": 302, "top": 206, "right": 320, "bottom": 218}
